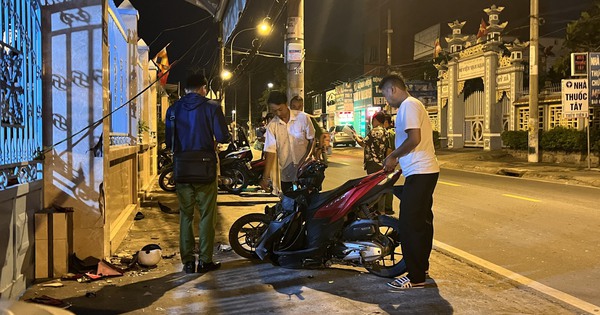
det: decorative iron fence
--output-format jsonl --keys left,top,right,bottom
{"left": 0, "top": 0, "right": 43, "bottom": 190}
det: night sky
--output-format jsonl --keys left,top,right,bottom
{"left": 116, "top": 0, "right": 594, "bottom": 122}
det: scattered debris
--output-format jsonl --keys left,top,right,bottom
{"left": 158, "top": 201, "right": 176, "bottom": 214}
{"left": 41, "top": 282, "right": 64, "bottom": 288}
{"left": 25, "top": 295, "right": 71, "bottom": 309}
{"left": 217, "top": 243, "right": 232, "bottom": 252}
{"left": 161, "top": 253, "right": 176, "bottom": 259}
{"left": 97, "top": 260, "right": 124, "bottom": 277}
{"left": 85, "top": 292, "right": 97, "bottom": 298}
{"left": 70, "top": 254, "right": 100, "bottom": 274}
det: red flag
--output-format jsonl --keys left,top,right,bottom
{"left": 476, "top": 18, "right": 487, "bottom": 39}
{"left": 433, "top": 38, "right": 442, "bottom": 58}
{"left": 153, "top": 44, "right": 170, "bottom": 85}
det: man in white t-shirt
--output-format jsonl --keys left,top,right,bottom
{"left": 260, "top": 91, "right": 315, "bottom": 193}
{"left": 380, "top": 74, "right": 440, "bottom": 290}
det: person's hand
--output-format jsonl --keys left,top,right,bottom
{"left": 383, "top": 155, "right": 399, "bottom": 173}
{"left": 259, "top": 177, "right": 271, "bottom": 192}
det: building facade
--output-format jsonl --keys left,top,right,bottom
{"left": 1, "top": 0, "right": 158, "bottom": 299}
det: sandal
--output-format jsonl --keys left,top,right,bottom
{"left": 387, "top": 276, "right": 425, "bottom": 289}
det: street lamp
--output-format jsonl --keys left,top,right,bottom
{"left": 267, "top": 82, "right": 274, "bottom": 89}
{"left": 221, "top": 69, "right": 232, "bottom": 81}
{"left": 228, "top": 18, "right": 271, "bottom": 64}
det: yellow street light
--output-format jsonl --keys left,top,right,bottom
{"left": 221, "top": 69, "right": 232, "bottom": 81}
{"left": 229, "top": 18, "right": 272, "bottom": 64}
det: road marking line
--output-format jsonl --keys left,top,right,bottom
{"left": 438, "top": 180, "right": 461, "bottom": 187}
{"left": 434, "top": 240, "right": 600, "bottom": 314}
{"left": 502, "top": 194, "right": 541, "bottom": 203}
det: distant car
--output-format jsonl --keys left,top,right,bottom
{"left": 329, "top": 125, "right": 356, "bottom": 147}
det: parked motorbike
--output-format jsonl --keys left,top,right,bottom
{"left": 228, "top": 160, "right": 405, "bottom": 278}
{"left": 157, "top": 149, "right": 173, "bottom": 171}
{"left": 158, "top": 146, "right": 265, "bottom": 194}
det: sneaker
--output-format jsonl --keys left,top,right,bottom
{"left": 197, "top": 261, "right": 221, "bottom": 273}
{"left": 183, "top": 261, "right": 195, "bottom": 274}
{"left": 387, "top": 275, "right": 425, "bottom": 289}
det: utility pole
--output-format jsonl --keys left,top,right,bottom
{"left": 286, "top": 0, "right": 304, "bottom": 101}
{"left": 248, "top": 72, "right": 252, "bottom": 136}
{"left": 219, "top": 23, "right": 226, "bottom": 114}
{"left": 385, "top": 9, "right": 393, "bottom": 70}
{"left": 528, "top": 0, "right": 539, "bottom": 162}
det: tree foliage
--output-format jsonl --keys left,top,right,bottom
{"left": 563, "top": 1, "right": 600, "bottom": 52}
{"left": 552, "top": 1, "right": 600, "bottom": 78}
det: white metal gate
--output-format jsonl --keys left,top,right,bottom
{"left": 0, "top": 0, "right": 43, "bottom": 299}
{"left": 464, "top": 91, "right": 484, "bottom": 147}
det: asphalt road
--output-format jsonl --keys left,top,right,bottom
{"left": 326, "top": 147, "right": 600, "bottom": 308}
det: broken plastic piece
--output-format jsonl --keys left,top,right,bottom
{"left": 25, "top": 295, "right": 71, "bottom": 309}
{"left": 96, "top": 260, "right": 124, "bottom": 277}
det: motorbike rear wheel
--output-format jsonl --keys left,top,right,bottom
{"left": 365, "top": 215, "right": 406, "bottom": 278}
{"left": 158, "top": 166, "right": 176, "bottom": 192}
{"left": 229, "top": 213, "right": 270, "bottom": 259}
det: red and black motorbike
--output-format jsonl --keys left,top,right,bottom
{"left": 228, "top": 160, "right": 405, "bottom": 278}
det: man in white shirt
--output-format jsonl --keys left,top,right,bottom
{"left": 380, "top": 73, "right": 440, "bottom": 290}
{"left": 260, "top": 91, "right": 315, "bottom": 193}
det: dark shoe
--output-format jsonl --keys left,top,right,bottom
{"left": 197, "top": 261, "right": 221, "bottom": 273}
{"left": 183, "top": 261, "right": 195, "bottom": 274}
{"left": 384, "top": 208, "right": 395, "bottom": 215}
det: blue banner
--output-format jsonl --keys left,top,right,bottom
{"left": 588, "top": 52, "right": 600, "bottom": 107}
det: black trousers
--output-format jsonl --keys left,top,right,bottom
{"left": 398, "top": 172, "right": 439, "bottom": 284}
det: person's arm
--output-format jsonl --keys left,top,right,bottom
{"left": 260, "top": 152, "right": 276, "bottom": 191}
{"left": 383, "top": 128, "right": 421, "bottom": 172}
{"left": 299, "top": 115, "right": 316, "bottom": 163}
{"left": 213, "top": 105, "right": 232, "bottom": 144}
{"left": 260, "top": 123, "right": 277, "bottom": 191}
{"left": 354, "top": 133, "right": 365, "bottom": 147}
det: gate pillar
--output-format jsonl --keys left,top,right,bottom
{"left": 483, "top": 50, "right": 502, "bottom": 150}
{"left": 447, "top": 60, "right": 464, "bottom": 148}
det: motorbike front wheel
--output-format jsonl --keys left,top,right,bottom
{"left": 222, "top": 166, "right": 248, "bottom": 194}
{"left": 365, "top": 215, "right": 406, "bottom": 278}
{"left": 229, "top": 213, "right": 270, "bottom": 259}
{"left": 158, "top": 166, "right": 176, "bottom": 192}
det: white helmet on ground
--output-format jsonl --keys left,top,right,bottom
{"left": 137, "top": 244, "right": 162, "bottom": 267}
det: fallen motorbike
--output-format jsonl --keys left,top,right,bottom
{"left": 158, "top": 146, "right": 265, "bottom": 194}
{"left": 228, "top": 159, "right": 405, "bottom": 278}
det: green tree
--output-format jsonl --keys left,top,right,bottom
{"left": 551, "top": 1, "right": 600, "bottom": 78}
{"left": 257, "top": 64, "right": 286, "bottom": 116}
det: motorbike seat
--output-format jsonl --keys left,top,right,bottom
{"left": 307, "top": 177, "right": 364, "bottom": 211}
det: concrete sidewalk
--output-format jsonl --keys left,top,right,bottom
{"left": 19, "top": 149, "right": 598, "bottom": 314}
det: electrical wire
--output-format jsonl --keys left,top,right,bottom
{"left": 37, "top": 34, "right": 207, "bottom": 157}
{"left": 147, "top": 15, "right": 212, "bottom": 49}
